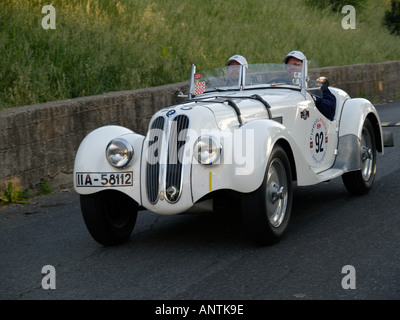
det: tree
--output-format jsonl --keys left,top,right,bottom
{"left": 383, "top": 0, "right": 400, "bottom": 36}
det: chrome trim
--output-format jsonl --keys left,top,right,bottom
{"left": 146, "top": 116, "right": 165, "bottom": 204}
{"left": 164, "top": 114, "right": 190, "bottom": 203}
{"left": 145, "top": 114, "right": 190, "bottom": 204}
{"left": 105, "top": 137, "right": 134, "bottom": 168}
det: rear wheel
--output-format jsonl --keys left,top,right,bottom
{"left": 342, "top": 118, "right": 376, "bottom": 195}
{"left": 80, "top": 190, "right": 138, "bottom": 245}
{"left": 242, "top": 145, "right": 293, "bottom": 245}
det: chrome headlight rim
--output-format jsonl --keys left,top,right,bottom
{"left": 106, "top": 137, "right": 134, "bottom": 168}
{"left": 194, "top": 135, "right": 222, "bottom": 165}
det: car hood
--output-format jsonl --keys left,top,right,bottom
{"left": 149, "top": 88, "right": 303, "bottom": 132}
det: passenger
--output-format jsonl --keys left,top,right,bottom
{"left": 283, "top": 50, "right": 336, "bottom": 121}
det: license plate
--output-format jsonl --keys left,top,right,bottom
{"left": 75, "top": 172, "right": 133, "bottom": 187}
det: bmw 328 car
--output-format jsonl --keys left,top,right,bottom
{"left": 73, "top": 58, "right": 393, "bottom": 246}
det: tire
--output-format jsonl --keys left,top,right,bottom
{"left": 80, "top": 190, "right": 138, "bottom": 246}
{"left": 241, "top": 145, "right": 293, "bottom": 245}
{"left": 342, "top": 118, "right": 376, "bottom": 195}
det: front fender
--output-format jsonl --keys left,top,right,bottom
{"left": 73, "top": 125, "right": 145, "bottom": 204}
{"left": 191, "top": 119, "right": 306, "bottom": 202}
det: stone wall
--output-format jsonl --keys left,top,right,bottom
{"left": 0, "top": 81, "right": 188, "bottom": 193}
{"left": 0, "top": 61, "right": 399, "bottom": 193}
{"left": 311, "top": 61, "right": 400, "bottom": 102}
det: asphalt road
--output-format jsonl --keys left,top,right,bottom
{"left": 1, "top": 101, "right": 399, "bottom": 301}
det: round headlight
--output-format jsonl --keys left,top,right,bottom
{"left": 106, "top": 138, "right": 134, "bottom": 168}
{"left": 194, "top": 136, "right": 222, "bottom": 165}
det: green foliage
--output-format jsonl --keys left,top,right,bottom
{"left": 0, "top": 0, "right": 399, "bottom": 109}
{"left": 38, "top": 180, "right": 52, "bottom": 196}
{"left": 0, "top": 182, "right": 30, "bottom": 205}
{"left": 0, "top": 180, "right": 54, "bottom": 207}
{"left": 305, "top": 0, "right": 368, "bottom": 11}
{"left": 383, "top": 0, "right": 400, "bottom": 36}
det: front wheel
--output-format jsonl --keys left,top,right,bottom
{"left": 80, "top": 190, "right": 138, "bottom": 246}
{"left": 241, "top": 145, "right": 293, "bottom": 246}
{"left": 342, "top": 118, "right": 377, "bottom": 195}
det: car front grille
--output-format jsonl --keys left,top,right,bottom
{"left": 146, "top": 114, "right": 189, "bottom": 204}
{"left": 146, "top": 116, "right": 164, "bottom": 204}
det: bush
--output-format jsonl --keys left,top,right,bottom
{"left": 0, "top": 182, "right": 30, "bottom": 205}
{"left": 38, "top": 180, "right": 52, "bottom": 196}
{"left": 383, "top": 0, "right": 400, "bottom": 36}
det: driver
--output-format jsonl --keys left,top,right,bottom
{"left": 283, "top": 50, "right": 305, "bottom": 80}
{"left": 226, "top": 55, "right": 248, "bottom": 86}
{"left": 283, "top": 50, "right": 336, "bottom": 121}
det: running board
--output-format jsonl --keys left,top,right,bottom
{"left": 316, "top": 168, "right": 344, "bottom": 182}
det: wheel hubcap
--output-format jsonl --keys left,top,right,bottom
{"left": 266, "top": 159, "right": 288, "bottom": 228}
{"left": 360, "top": 127, "right": 374, "bottom": 181}
{"left": 271, "top": 184, "right": 285, "bottom": 204}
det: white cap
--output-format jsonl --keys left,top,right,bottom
{"left": 226, "top": 55, "right": 248, "bottom": 66}
{"left": 283, "top": 50, "right": 306, "bottom": 64}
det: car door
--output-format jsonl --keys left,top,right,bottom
{"left": 295, "top": 98, "right": 338, "bottom": 173}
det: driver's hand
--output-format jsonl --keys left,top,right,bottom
{"left": 316, "top": 77, "right": 329, "bottom": 91}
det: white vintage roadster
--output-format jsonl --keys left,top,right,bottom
{"left": 74, "top": 59, "right": 392, "bottom": 246}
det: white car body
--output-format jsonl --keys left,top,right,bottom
{"left": 73, "top": 60, "right": 389, "bottom": 245}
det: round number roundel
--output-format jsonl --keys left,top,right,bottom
{"left": 310, "top": 117, "right": 328, "bottom": 164}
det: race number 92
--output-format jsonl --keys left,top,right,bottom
{"left": 310, "top": 118, "right": 328, "bottom": 164}
{"left": 315, "top": 132, "right": 324, "bottom": 153}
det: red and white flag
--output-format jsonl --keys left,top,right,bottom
{"left": 194, "top": 81, "right": 205, "bottom": 95}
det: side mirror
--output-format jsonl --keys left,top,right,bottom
{"left": 175, "top": 90, "right": 188, "bottom": 101}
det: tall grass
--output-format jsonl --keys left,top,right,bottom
{"left": 1, "top": 0, "right": 399, "bottom": 109}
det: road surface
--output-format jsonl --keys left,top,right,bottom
{"left": 1, "top": 101, "right": 399, "bottom": 301}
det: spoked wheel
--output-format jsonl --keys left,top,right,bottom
{"left": 242, "top": 145, "right": 293, "bottom": 246}
{"left": 80, "top": 190, "right": 138, "bottom": 246}
{"left": 342, "top": 118, "right": 377, "bottom": 195}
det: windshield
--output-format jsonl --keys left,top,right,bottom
{"left": 191, "top": 63, "right": 304, "bottom": 94}
{"left": 246, "top": 63, "right": 303, "bottom": 87}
